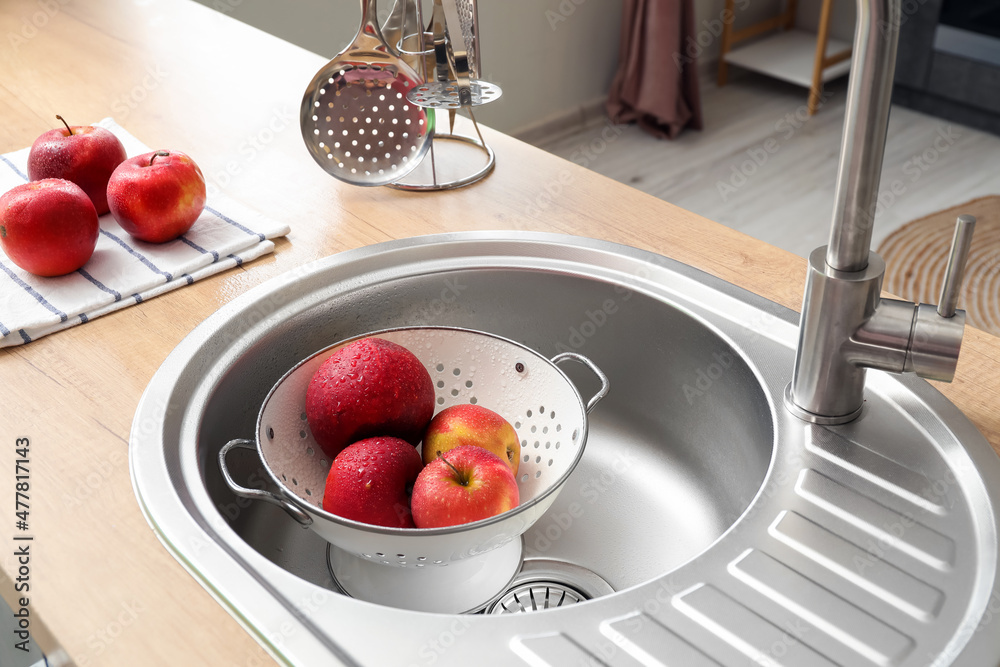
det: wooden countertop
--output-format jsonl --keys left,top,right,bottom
{"left": 1, "top": 1, "right": 998, "bottom": 664}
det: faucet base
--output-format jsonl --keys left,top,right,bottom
{"left": 787, "top": 247, "right": 884, "bottom": 420}
{"left": 783, "top": 383, "right": 864, "bottom": 424}
{"left": 787, "top": 245, "right": 968, "bottom": 424}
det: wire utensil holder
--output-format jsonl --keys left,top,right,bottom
{"left": 384, "top": 0, "right": 501, "bottom": 191}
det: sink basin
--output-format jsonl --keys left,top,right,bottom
{"left": 130, "top": 232, "right": 1000, "bottom": 665}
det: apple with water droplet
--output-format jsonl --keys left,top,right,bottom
{"left": 306, "top": 337, "right": 435, "bottom": 460}
{"left": 27, "top": 115, "right": 127, "bottom": 215}
{"left": 0, "top": 179, "right": 99, "bottom": 276}
{"left": 422, "top": 404, "right": 520, "bottom": 475}
{"left": 107, "top": 149, "right": 206, "bottom": 243}
{"left": 411, "top": 445, "right": 519, "bottom": 528}
{"left": 323, "top": 436, "right": 424, "bottom": 527}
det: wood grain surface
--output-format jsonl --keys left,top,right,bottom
{"left": 879, "top": 195, "right": 1000, "bottom": 337}
{"left": 0, "top": 0, "right": 998, "bottom": 665}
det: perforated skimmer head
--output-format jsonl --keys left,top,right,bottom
{"left": 300, "top": 0, "right": 433, "bottom": 186}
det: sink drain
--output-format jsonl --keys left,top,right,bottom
{"left": 485, "top": 559, "right": 614, "bottom": 614}
{"left": 489, "top": 582, "right": 587, "bottom": 613}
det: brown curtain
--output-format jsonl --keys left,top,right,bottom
{"left": 606, "top": 0, "right": 703, "bottom": 139}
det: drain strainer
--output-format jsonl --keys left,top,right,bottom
{"left": 489, "top": 581, "right": 587, "bottom": 613}
{"left": 485, "top": 559, "right": 614, "bottom": 614}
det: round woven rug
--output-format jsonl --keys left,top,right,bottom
{"left": 878, "top": 196, "right": 1000, "bottom": 337}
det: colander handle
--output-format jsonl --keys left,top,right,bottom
{"left": 218, "top": 439, "right": 313, "bottom": 527}
{"left": 551, "top": 352, "right": 609, "bottom": 414}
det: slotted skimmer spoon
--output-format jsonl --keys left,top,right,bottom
{"left": 300, "top": 0, "right": 433, "bottom": 186}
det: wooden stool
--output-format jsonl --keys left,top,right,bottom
{"left": 718, "top": 0, "right": 852, "bottom": 115}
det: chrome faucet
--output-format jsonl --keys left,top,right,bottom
{"left": 785, "top": 0, "right": 976, "bottom": 424}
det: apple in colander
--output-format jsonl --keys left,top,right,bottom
{"left": 411, "top": 445, "right": 520, "bottom": 528}
{"left": 306, "top": 337, "right": 435, "bottom": 460}
{"left": 323, "top": 437, "right": 424, "bottom": 528}
{"left": 421, "top": 404, "right": 521, "bottom": 475}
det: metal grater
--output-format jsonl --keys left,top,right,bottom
{"left": 406, "top": 0, "right": 502, "bottom": 111}
{"left": 390, "top": 0, "right": 500, "bottom": 190}
{"left": 455, "top": 0, "right": 480, "bottom": 78}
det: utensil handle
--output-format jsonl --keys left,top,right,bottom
{"left": 218, "top": 439, "right": 313, "bottom": 527}
{"left": 358, "top": 0, "right": 388, "bottom": 51}
{"left": 430, "top": 0, "right": 451, "bottom": 83}
{"left": 551, "top": 352, "right": 610, "bottom": 414}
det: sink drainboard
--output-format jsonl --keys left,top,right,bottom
{"left": 130, "top": 232, "right": 1000, "bottom": 666}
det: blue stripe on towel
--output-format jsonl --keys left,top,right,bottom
{"left": 227, "top": 253, "right": 244, "bottom": 267}
{"left": 205, "top": 205, "right": 265, "bottom": 241}
{"left": 79, "top": 313, "right": 89, "bottom": 323}
{"left": 0, "top": 260, "right": 68, "bottom": 322}
{"left": 0, "top": 320, "right": 9, "bottom": 336}
{"left": 0, "top": 155, "right": 28, "bottom": 181}
{"left": 132, "top": 293, "right": 143, "bottom": 304}
{"left": 18, "top": 330, "right": 31, "bottom": 344}
{"left": 179, "top": 235, "right": 219, "bottom": 262}
{"left": 77, "top": 268, "right": 122, "bottom": 302}
{"left": 99, "top": 230, "right": 173, "bottom": 282}
{"left": 182, "top": 273, "right": 194, "bottom": 285}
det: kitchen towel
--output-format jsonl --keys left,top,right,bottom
{"left": 0, "top": 118, "right": 289, "bottom": 347}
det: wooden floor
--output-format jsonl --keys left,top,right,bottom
{"left": 532, "top": 70, "right": 1000, "bottom": 259}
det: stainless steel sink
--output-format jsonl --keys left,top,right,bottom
{"left": 130, "top": 232, "right": 1000, "bottom": 666}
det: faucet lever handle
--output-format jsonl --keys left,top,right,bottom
{"left": 937, "top": 214, "right": 976, "bottom": 318}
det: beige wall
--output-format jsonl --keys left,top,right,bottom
{"left": 195, "top": 0, "right": 625, "bottom": 135}
{"left": 194, "top": 0, "right": 856, "bottom": 135}
{"left": 474, "top": 0, "right": 624, "bottom": 134}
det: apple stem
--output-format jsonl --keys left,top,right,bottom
{"left": 437, "top": 453, "right": 467, "bottom": 486}
{"left": 55, "top": 115, "right": 73, "bottom": 136}
{"left": 150, "top": 150, "right": 170, "bottom": 166}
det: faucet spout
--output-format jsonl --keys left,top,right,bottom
{"left": 826, "top": 0, "right": 902, "bottom": 273}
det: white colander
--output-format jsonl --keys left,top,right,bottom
{"left": 219, "top": 326, "right": 608, "bottom": 612}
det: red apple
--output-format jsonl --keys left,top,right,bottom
{"left": 422, "top": 404, "right": 520, "bottom": 475}
{"left": 411, "top": 445, "right": 519, "bottom": 528}
{"left": 107, "top": 150, "right": 207, "bottom": 243}
{"left": 0, "top": 179, "right": 99, "bottom": 276}
{"left": 27, "top": 115, "right": 127, "bottom": 215}
{"left": 323, "top": 437, "right": 424, "bottom": 528}
{"left": 306, "top": 337, "right": 435, "bottom": 460}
